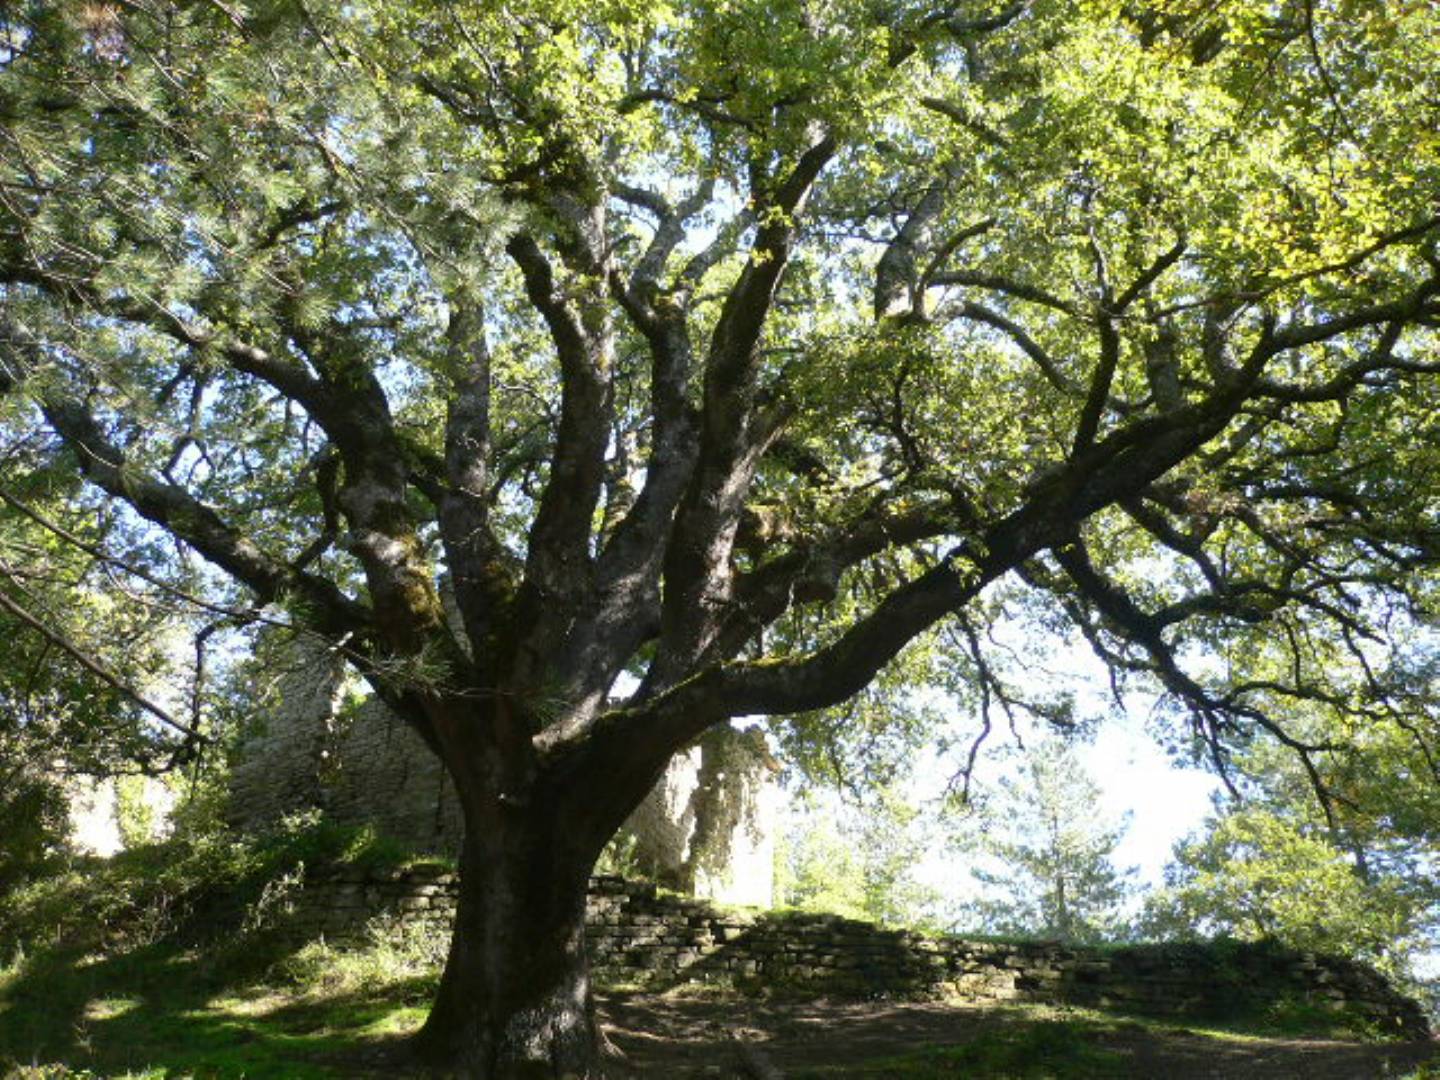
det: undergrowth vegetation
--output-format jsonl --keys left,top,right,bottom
{"left": 0, "top": 812, "right": 440, "bottom": 966}
{"left": 0, "top": 815, "right": 448, "bottom": 1078}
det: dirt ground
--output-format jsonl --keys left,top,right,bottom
{"left": 596, "top": 993, "right": 1440, "bottom": 1078}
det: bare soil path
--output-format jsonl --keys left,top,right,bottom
{"left": 597, "top": 993, "right": 1440, "bottom": 1078}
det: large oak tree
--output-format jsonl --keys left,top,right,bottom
{"left": 2, "top": 0, "right": 1439, "bottom": 1074}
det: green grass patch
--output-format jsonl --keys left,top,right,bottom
{"left": 0, "top": 920, "right": 436, "bottom": 1078}
{"left": 0, "top": 816, "right": 447, "bottom": 1078}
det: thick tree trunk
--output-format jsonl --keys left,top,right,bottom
{"left": 412, "top": 812, "right": 603, "bottom": 1078}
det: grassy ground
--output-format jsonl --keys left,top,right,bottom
{"left": 3, "top": 831, "right": 1437, "bottom": 1078}
{"left": 0, "top": 819, "right": 443, "bottom": 1079}
{"left": 8, "top": 937, "right": 1440, "bottom": 1078}
{"left": 599, "top": 992, "right": 1440, "bottom": 1079}
{"left": 0, "top": 931, "right": 432, "bottom": 1078}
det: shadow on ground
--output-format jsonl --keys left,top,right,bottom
{"left": 598, "top": 994, "right": 1440, "bottom": 1079}
{"left": 0, "top": 930, "right": 429, "bottom": 1079}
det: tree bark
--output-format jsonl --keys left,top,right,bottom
{"left": 413, "top": 800, "right": 604, "bottom": 1078}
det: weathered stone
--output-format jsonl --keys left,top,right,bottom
{"left": 228, "top": 635, "right": 780, "bottom": 906}
{"left": 251, "top": 866, "right": 1432, "bottom": 1040}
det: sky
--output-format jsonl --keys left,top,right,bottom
{"left": 1077, "top": 709, "right": 1220, "bottom": 885}
{"left": 890, "top": 708, "right": 1221, "bottom": 920}
{"left": 745, "top": 532, "right": 1253, "bottom": 925}
{"left": 774, "top": 624, "right": 1227, "bottom": 922}
{"left": 913, "top": 625, "right": 1225, "bottom": 905}
{"left": 775, "top": 688, "right": 1225, "bottom": 928}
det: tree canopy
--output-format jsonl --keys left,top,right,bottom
{"left": 2, "top": 1, "right": 1438, "bottom": 1073}
{"left": 1144, "top": 720, "right": 1440, "bottom": 982}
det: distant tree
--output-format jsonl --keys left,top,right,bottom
{"left": 956, "top": 741, "right": 1135, "bottom": 943}
{"left": 1143, "top": 719, "right": 1440, "bottom": 979}
{"left": 1141, "top": 806, "right": 1421, "bottom": 974}
{"left": 0, "top": 457, "right": 203, "bottom": 888}
{"left": 779, "top": 785, "right": 938, "bottom": 927}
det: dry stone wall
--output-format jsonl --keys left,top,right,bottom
{"left": 283, "top": 867, "right": 1429, "bottom": 1039}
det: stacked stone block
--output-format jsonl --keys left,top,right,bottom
{"left": 279, "top": 868, "right": 1429, "bottom": 1039}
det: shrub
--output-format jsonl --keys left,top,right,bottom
{"left": 0, "top": 812, "right": 434, "bottom": 968}
{"left": 0, "top": 773, "right": 69, "bottom": 895}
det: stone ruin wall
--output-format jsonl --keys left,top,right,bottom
{"left": 271, "top": 866, "right": 1431, "bottom": 1040}
{"left": 227, "top": 635, "right": 464, "bottom": 856}
{"left": 227, "top": 635, "right": 779, "bottom": 906}
{"left": 620, "top": 725, "right": 779, "bottom": 908}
